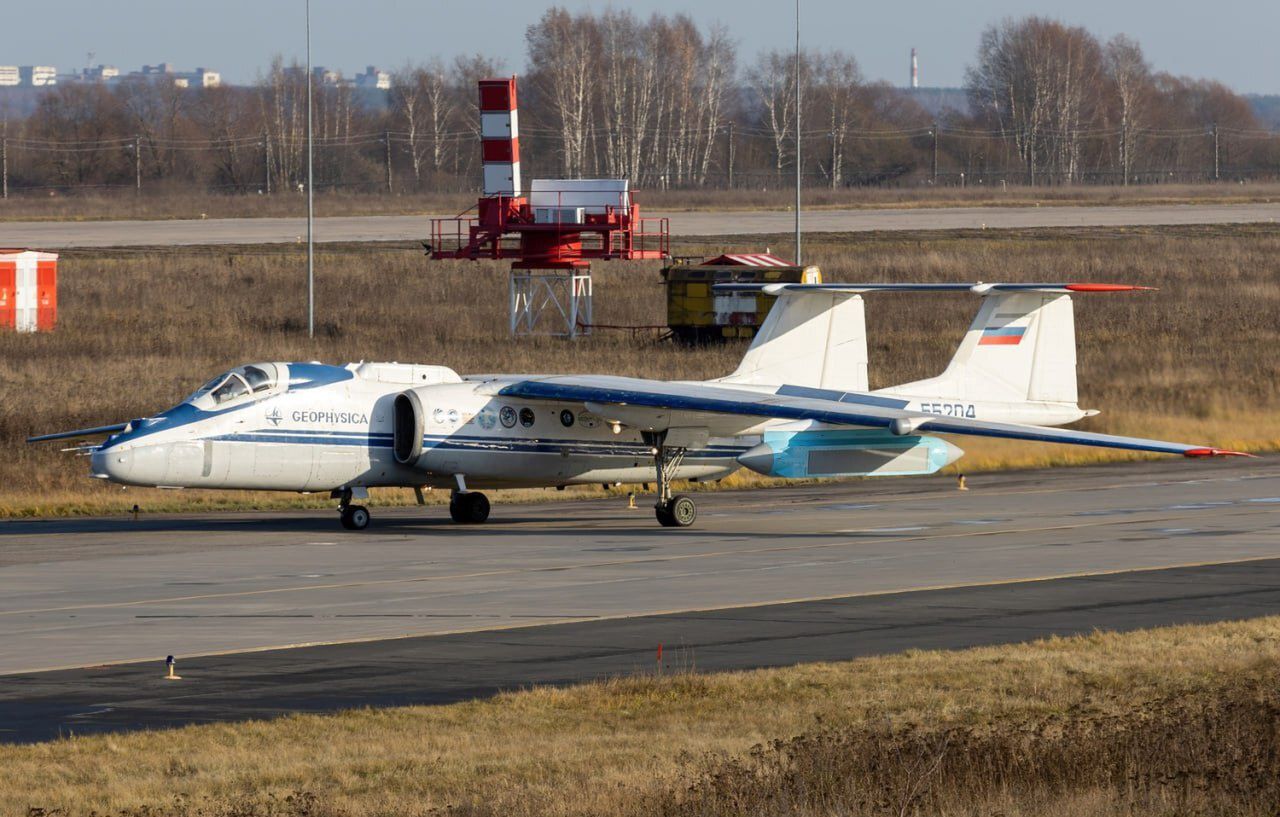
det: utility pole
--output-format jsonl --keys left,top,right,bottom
{"left": 306, "top": 0, "right": 315, "bottom": 339}
{"left": 384, "top": 130, "right": 393, "bottom": 194}
{"left": 263, "top": 132, "right": 271, "bottom": 195}
{"left": 794, "top": 0, "right": 802, "bottom": 265}
{"left": 726, "top": 122, "right": 735, "bottom": 189}
{"left": 134, "top": 135, "right": 141, "bottom": 195}
{"left": 931, "top": 123, "right": 939, "bottom": 184}
{"left": 2, "top": 137, "right": 7, "bottom": 200}
{"left": 1212, "top": 123, "right": 1220, "bottom": 181}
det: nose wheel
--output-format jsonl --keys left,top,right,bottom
{"left": 645, "top": 430, "right": 696, "bottom": 528}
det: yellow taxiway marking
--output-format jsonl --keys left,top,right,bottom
{"left": 6, "top": 551, "right": 1280, "bottom": 677}
{"left": 3, "top": 505, "right": 1275, "bottom": 618}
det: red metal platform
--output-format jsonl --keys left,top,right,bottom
{"left": 429, "top": 193, "right": 669, "bottom": 269}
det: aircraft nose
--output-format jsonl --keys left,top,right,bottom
{"left": 92, "top": 445, "right": 134, "bottom": 481}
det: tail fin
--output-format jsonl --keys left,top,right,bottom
{"left": 718, "top": 291, "right": 868, "bottom": 391}
{"left": 883, "top": 292, "right": 1079, "bottom": 405}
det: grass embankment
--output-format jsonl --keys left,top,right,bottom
{"left": 1, "top": 224, "right": 1276, "bottom": 518}
{"left": 7, "top": 616, "right": 1280, "bottom": 815}
{"left": 1, "top": 181, "right": 1279, "bottom": 222}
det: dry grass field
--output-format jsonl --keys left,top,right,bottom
{"left": 0, "top": 224, "right": 1277, "bottom": 517}
{"left": 6, "top": 616, "right": 1280, "bottom": 815}
{"left": 1, "top": 181, "right": 1280, "bottom": 222}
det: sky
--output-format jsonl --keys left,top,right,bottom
{"left": 5, "top": 0, "right": 1279, "bottom": 94}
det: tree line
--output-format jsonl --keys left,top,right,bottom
{"left": 0, "top": 11, "right": 1275, "bottom": 196}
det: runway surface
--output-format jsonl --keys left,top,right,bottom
{"left": 3, "top": 202, "right": 1279, "bottom": 247}
{"left": 1, "top": 456, "right": 1278, "bottom": 742}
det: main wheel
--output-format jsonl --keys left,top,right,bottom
{"left": 655, "top": 503, "right": 676, "bottom": 527}
{"left": 340, "top": 504, "right": 370, "bottom": 530}
{"left": 449, "top": 492, "right": 491, "bottom": 524}
{"left": 668, "top": 494, "right": 697, "bottom": 527}
{"left": 655, "top": 495, "right": 697, "bottom": 528}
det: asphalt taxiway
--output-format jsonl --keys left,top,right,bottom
{"left": 1, "top": 202, "right": 1278, "bottom": 248}
{"left": 1, "top": 456, "right": 1277, "bottom": 742}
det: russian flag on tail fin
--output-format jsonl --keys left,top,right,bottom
{"left": 979, "top": 326, "right": 1027, "bottom": 346}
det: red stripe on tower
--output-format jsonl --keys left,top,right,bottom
{"left": 478, "top": 77, "right": 521, "bottom": 197}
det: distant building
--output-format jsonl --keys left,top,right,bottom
{"left": 19, "top": 66, "right": 57, "bottom": 87}
{"left": 355, "top": 65, "right": 390, "bottom": 90}
{"left": 313, "top": 67, "right": 342, "bottom": 87}
{"left": 177, "top": 67, "right": 220, "bottom": 88}
{"left": 126, "top": 63, "right": 220, "bottom": 88}
{"left": 0, "top": 66, "right": 18, "bottom": 87}
{"left": 75, "top": 64, "right": 120, "bottom": 83}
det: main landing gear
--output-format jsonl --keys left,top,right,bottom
{"left": 449, "top": 490, "right": 491, "bottom": 524}
{"left": 334, "top": 488, "right": 370, "bottom": 531}
{"left": 645, "top": 430, "right": 697, "bottom": 528}
{"left": 449, "top": 474, "right": 491, "bottom": 524}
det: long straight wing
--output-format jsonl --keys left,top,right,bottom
{"left": 498, "top": 376, "right": 1249, "bottom": 458}
{"left": 27, "top": 423, "right": 129, "bottom": 444}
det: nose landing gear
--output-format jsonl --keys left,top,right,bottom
{"left": 645, "top": 430, "right": 696, "bottom": 528}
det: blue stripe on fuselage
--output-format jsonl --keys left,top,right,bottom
{"left": 208, "top": 430, "right": 746, "bottom": 458}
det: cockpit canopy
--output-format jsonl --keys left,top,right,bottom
{"left": 187, "top": 363, "right": 284, "bottom": 410}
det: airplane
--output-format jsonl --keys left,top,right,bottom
{"left": 28, "top": 282, "right": 1249, "bottom": 529}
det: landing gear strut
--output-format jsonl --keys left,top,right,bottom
{"left": 645, "top": 430, "right": 696, "bottom": 528}
{"left": 334, "top": 488, "right": 370, "bottom": 531}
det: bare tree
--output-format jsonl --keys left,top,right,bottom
{"left": 967, "top": 17, "right": 1103, "bottom": 184}
{"left": 596, "top": 10, "right": 657, "bottom": 181}
{"left": 391, "top": 60, "right": 454, "bottom": 188}
{"left": 749, "top": 50, "right": 807, "bottom": 181}
{"left": 188, "top": 85, "right": 260, "bottom": 191}
{"left": 526, "top": 9, "right": 598, "bottom": 177}
{"left": 812, "top": 51, "right": 863, "bottom": 188}
{"left": 116, "top": 77, "right": 190, "bottom": 182}
{"left": 1104, "top": 35, "right": 1150, "bottom": 185}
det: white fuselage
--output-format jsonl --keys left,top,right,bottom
{"left": 89, "top": 361, "right": 1075, "bottom": 495}
{"left": 90, "top": 363, "right": 747, "bottom": 493}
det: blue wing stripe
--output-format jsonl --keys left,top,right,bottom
{"left": 500, "top": 377, "right": 1218, "bottom": 457}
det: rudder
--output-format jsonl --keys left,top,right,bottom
{"left": 883, "top": 292, "right": 1078, "bottom": 405}
{"left": 718, "top": 291, "right": 869, "bottom": 391}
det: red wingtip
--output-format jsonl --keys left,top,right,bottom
{"left": 1064, "top": 284, "right": 1158, "bottom": 293}
{"left": 1183, "top": 448, "right": 1257, "bottom": 458}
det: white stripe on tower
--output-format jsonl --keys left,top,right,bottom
{"left": 478, "top": 77, "right": 521, "bottom": 197}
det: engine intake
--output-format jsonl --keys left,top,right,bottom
{"left": 392, "top": 391, "right": 425, "bottom": 465}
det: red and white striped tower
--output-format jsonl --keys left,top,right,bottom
{"left": 911, "top": 48, "right": 919, "bottom": 89}
{"left": 478, "top": 78, "right": 521, "bottom": 196}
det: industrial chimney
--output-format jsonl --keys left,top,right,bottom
{"left": 910, "top": 48, "right": 919, "bottom": 89}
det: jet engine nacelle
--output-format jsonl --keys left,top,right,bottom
{"left": 392, "top": 389, "right": 428, "bottom": 466}
{"left": 737, "top": 429, "right": 963, "bottom": 479}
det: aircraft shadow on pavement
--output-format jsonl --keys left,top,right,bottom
{"left": 0, "top": 511, "right": 816, "bottom": 539}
